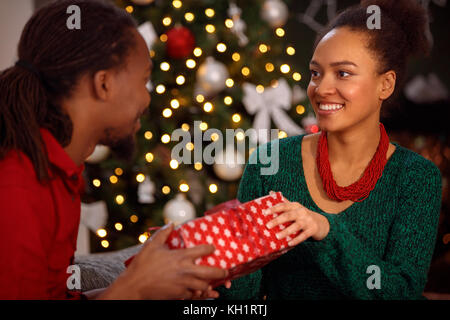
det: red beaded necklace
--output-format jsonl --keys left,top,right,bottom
{"left": 316, "top": 123, "right": 389, "bottom": 202}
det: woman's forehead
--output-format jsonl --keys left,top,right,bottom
{"left": 313, "top": 27, "right": 373, "bottom": 66}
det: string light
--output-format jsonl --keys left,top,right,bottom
{"left": 109, "top": 175, "right": 118, "bottom": 184}
{"left": 162, "top": 186, "right": 171, "bottom": 194}
{"left": 92, "top": 179, "right": 101, "bottom": 187}
{"left": 179, "top": 183, "right": 189, "bottom": 192}
{"left": 286, "top": 46, "right": 296, "bottom": 55}
{"left": 275, "top": 27, "right": 285, "bottom": 37}
{"left": 210, "top": 133, "right": 219, "bottom": 142}
{"left": 241, "top": 67, "right": 250, "bottom": 76}
{"left": 144, "top": 131, "right": 153, "bottom": 140}
{"left": 136, "top": 173, "right": 146, "bottom": 183}
{"left": 139, "top": 233, "right": 149, "bottom": 243}
{"left": 232, "top": 113, "right": 241, "bottom": 123}
{"left": 203, "top": 102, "right": 213, "bottom": 112}
{"left": 160, "top": 62, "right": 170, "bottom": 71}
{"left": 170, "top": 159, "right": 179, "bottom": 169}
{"left": 199, "top": 122, "right": 208, "bottom": 131}
{"left": 232, "top": 52, "right": 240, "bottom": 61}
{"left": 96, "top": 228, "right": 107, "bottom": 238}
{"left": 149, "top": 50, "right": 155, "bottom": 58}
{"left": 145, "top": 152, "right": 154, "bottom": 163}
{"left": 181, "top": 123, "right": 190, "bottom": 131}
{"left": 125, "top": 6, "right": 133, "bottom": 13}
{"left": 209, "top": 184, "right": 218, "bottom": 193}
{"left": 205, "top": 24, "right": 215, "bottom": 33}
{"left": 160, "top": 34, "right": 168, "bottom": 42}
{"left": 224, "top": 96, "right": 233, "bottom": 105}
{"left": 278, "top": 131, "right": 288, "bottom": 139}
{"left": 114, "top": 168, "right": 123, "bottom": 176}
{"left": 161, "top": 134, "right": 171, "bottom": 143}
{"left": 162, "top": 108, "right": 172, "bottom": 118}
{"left": 186, "top": 59, "right": 196, "bottom": 68}
{"left": 296, "top": 105, "right": 306, "bottom": 115}
{"left": 205, "top": 8, "right": 215, "bottom": 17}
{"left": 186, "top": 142, "right": 194, "bottom": 151}
{"left": 259, "top": 44, "right": 268, "bottom": 53}
{"left": 101, "top": 240, "right": 109, "bottom": 248}
{"left": 176, "top": 75, "right": 185, "bottom": 85}
{"left": 170, "top": 99, "right": 180, "bottom": 109}
{"left": 216, "top": 43, "right": 227, "bottom": 52}
{"left": 193, "top": 47, "right": 202, "bottom": 57}
{"left": 172, "top": 0, "right": 182, "bottom": 9}
{"left": 293, "top": 72, "right": 302, "bottom": 81}
{"left": 130, "top": 215, "right": 138, "bottom": 223}
{"left": 225, "top": 78, "right": 234, "bottom": 87}
{"left": 184, "top": 12, "right": 195, "bottom": 22}
{"left": 225, "top": 19, "right": 234, "bottom": 28}
{"left": 194, "top": 162, "right": 202, "bottom": 170}
{"left": 115, "top": 195, "right": 125, "bottom": 205}
{"left": 115, "top": 223, "right": 123, "bottom": 231}
{"left": 196, "top": 94, "right": 205, "bottom": 103}
{"left": 280, "top": 64, "right": 290, "bottom": 74}
{"left": 256, "top": 85, "right": 264, "bottom": 93}
{"left": 265, "top": 63, "right": 274, "bottom": 72}
{"left": 162, "top": 17, "right": 172, "bottom": 26}
{"left": 155, "top": 84, "right": 166, "bottom": 94}
{"left": 235, "top": 131, "right": 245, "bottom": 141}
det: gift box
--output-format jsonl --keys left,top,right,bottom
{"left": 125, "top": 192, "right": 299, "bottom": 288}
{"left": 164, "top": 191, "right": 299, "bottom": 287}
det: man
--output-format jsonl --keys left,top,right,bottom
{"left": 0, "top": 0, "right": 228, "bottom": 299}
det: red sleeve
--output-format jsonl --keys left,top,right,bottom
{"left": 0, "top": 185, "right": 52, "bottom": 299}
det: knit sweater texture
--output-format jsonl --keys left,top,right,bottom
{"left": 217, "top": 134, "right": 442, "bottom": 300}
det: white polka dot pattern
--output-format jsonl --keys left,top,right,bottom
{"left": 165, "top": 192, "right": 299, "bottom": 288}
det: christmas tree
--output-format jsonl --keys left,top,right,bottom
{"left": 82, "top": 0, "right": 315, "bottom": 252}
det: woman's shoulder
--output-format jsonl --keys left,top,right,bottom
{"left": 392, "top": 143, "right": 442, "bottom": 184}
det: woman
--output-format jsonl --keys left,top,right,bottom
{"left": 218, "top": 0, "right": 442, "bottom": 299}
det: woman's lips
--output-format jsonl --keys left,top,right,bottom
{"left": 316, "top": 103, "right": 345, "bottom": 116}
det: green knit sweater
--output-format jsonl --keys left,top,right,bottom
{"left": 217, "top": 134, "right": 442, "bottom": 300}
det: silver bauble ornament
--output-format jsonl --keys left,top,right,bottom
{"left": 163, "top": 193, "right": 196, "bottom": 226}
{"left": 261, "top": 0, "right": 289, "bottom": 28}
{"left": 213, "top": 147, "right": 245, "bottom": 181}
{"left": 196, "top": 57, "right": 229, "bottom": 96}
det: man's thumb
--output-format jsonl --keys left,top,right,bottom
{"left": 148, "top": 222, "right": 174, "bottom": 245}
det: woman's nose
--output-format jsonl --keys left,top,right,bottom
{"left": 315, "top": 75, "right": 337, "bottom": 96}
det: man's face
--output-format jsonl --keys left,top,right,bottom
{"left": 99, "top": 28, "right": 152, "bottom": 161}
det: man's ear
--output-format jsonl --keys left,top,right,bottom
{"left": 92, "top": 70, "right": 112, "bottom": 101}
{"left": 379, "top": 70, "right": 396, "bottom": 101}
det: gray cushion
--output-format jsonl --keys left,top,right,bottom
{"left": 74, "top": 244, "right": 142, "bottom": 292}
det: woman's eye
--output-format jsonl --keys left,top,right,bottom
{"left": 338, "top": 71, "right": 351, "bottom": 78}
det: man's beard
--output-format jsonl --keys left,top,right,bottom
{"left": 99, "top": 129, "right": 136, "bottom": 162}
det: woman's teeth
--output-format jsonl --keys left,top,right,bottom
{"left": 319, "top": 103, "right": 344, "bottom": 111}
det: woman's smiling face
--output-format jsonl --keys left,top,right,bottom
{"left": 307, "top": 27, "right": 390, "bottom": 133}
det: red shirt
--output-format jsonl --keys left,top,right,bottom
{"left": 0, "top": 129, "right": 84, "bottom": 299}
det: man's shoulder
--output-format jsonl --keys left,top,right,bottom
{"left": 0, "top": 150, "right": 39, "bottom": 188}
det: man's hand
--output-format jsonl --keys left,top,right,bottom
{"left": 99, "top": 223, "right": 228, "bottom": 300}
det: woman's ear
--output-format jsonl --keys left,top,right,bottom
{"left": 379, "top": 70, "right": 396, "bottom": 101}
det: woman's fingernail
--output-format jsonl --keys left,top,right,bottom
{"left": 266, "top": 223, "right": 272, "bottom": 229}
{"left": 288, "top": 241, "right": 294, "bottom": 246}
{"left": 276, "top": 233, "right": 282, "bottom": 239}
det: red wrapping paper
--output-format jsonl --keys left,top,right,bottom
{"left": 165, "top": 192, "right": 299, "bottom": 287}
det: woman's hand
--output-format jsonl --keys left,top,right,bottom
{"left": 265, "top": 193, "right": 330, "bottom": 246}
